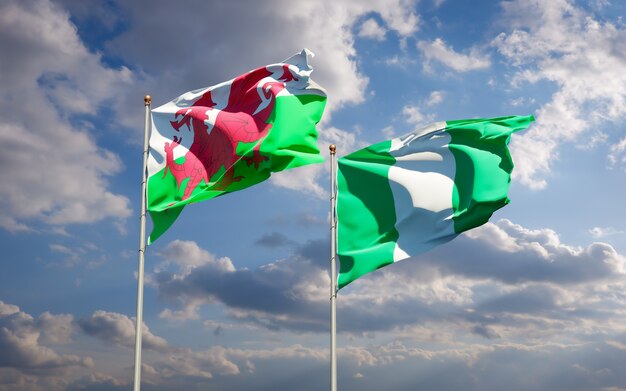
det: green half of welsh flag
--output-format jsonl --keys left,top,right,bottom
{"left": 336, "top": 115, "right": 534, "bottom": 289}
{"left": 146, "top": 49, "right": 327, "bottom": 244}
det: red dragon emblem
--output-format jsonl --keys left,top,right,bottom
{"left": 162, "top": 65, "right": 298, "bottom": 200}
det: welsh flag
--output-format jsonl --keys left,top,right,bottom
{"left": 147, "top": 49, "right": 327, "bottom": 243}
{"left": 336, "top": 116, "right": 534, "bottom": 289}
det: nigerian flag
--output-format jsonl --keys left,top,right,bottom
{"left": 336, "top": 115, "right": 534, "bottom": 289}
{"left": 147, "top": 49, "right": 327, "bottom": 243}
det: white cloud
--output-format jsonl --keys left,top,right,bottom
{"left": 0, "top": 0, "right": 133, "bottom": 231}
{"left": 446, "top": 219, "right": 626, "bottom": 283}
{"left": 494, "top": 0, "right": 626, "bottom": 188}
{"left": 149, "top": 239, "right": 331, "bottom": 332}
{"left": 65, "top": 221, "right": 626, "bottom": 390}
{"left": 78, "top": 311, "right": 168, "bottom": 352}
{"left": 147, "top": 218, "right": 626, "bottom": 339}
{"left": 509, "top": 96, "right": 536, "bottom": 107}
{"left": 37, "top": 312, "right": 74, "bottom": 345}
{"left": 398, "top": 92, "right": 443, "bottom": 131}
{"left": 609, "top": 136, "right": 626, "bottom": 168}
{"left": 381, "top": 125, "right": 396, "bottom": 138}
{"left": 9, "top": 299, "right": 625, "bottom": 391}
{"left": 319, "top": 126, "right": 361, "bottom": 155}
{"left": 417, "top": 38, "right": 491, "bottom": 72}
{"left": 78, "top": 316, "right": 331, "bottom": 389}
{"left": 153, "top": 240, "right": 237, "bottom": 321}
{"left": 75, "top": 310, "right": 305, "bottom": 386}
{"left": 335, "top": 217, "right": 626, "bottom": 340}
{"left": 402, "top": 105, "right": 428, "bottom": 125}
{"left": 426, "top": 90, "right": 445, "bottom": 106}
{"left": 155, "top": 239, "right": 236, "bottom": 274}
{"left": 0, "top": 301, "right": 90, "bottom": 371}
{"left": 384, "top": 55, "right": 416, "bottom": 68}
{"left": 589, "top": 226, "right": 624, "bottom": 238}
{"left": 49, "top": 244, "right": 84, "bottom": 267}
{"left": 109, "top": 0, "right": 419, "bottom": 115}
{"left": 147, "top": 347, "right": 238, "bottom": 380}
{"left": 270, "top": 164, "right": 327, "bottom": 199}
{"left": 138, "top": 343, "right": 330, "bottom": 388}
{"left": 0, "top": 302, "right": 20, "bottom": 316}
{"left": 358, "top": 18, "right": 387, "bottom": 41}
{"left": 159, "top": 304, "right": 202, "bottom": 321}
{"left": 402, "top": 104, "right": 435, "bottom": 128}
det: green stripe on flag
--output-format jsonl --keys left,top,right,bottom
{"left": 447, "top": 116, "right": 535, "bottom": 233}
{"left": 147, "top": 205, "right": 183, "bottom": 245}
{"left": 337, "top": 140, "right": 398, "bottom": 289}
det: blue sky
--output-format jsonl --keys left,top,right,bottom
{"left": 1, "top": 0, "right": 626, "bottom": 390}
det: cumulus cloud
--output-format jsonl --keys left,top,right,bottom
{"left": 417, "top": 38, "right": 491, "bottom": 72}
{"left": 48, "top": 243, "right": 105, "bottom": 268}
{"left": 73, "top": 308, "right": 280, "bottom": 386}
{"left": 37, "top": 312, "right": 74, "bottom": 345}
{"left": 71, "top": 312, "right": 252, "bottom": 387}
{"left": 358, "top": 18, "right": 387, "bottom": 41}
{"left": 400, "top": 92, "right": 444, "bottom": 130}
{"left": 428, "top": 219, "right": 626, "bottom": 285}
{"left": 103, "top": 0, "right": 418, "bottom": 113}
{"left": 402, "top": 104, "right": 430, "bottom": 125}
{"left": 0, "top": 300, "right": 91, "bottom": 386}
{"left": 609, "top": 136, "right": 626, "bottom": 168}
{"left": 319, "top": 126, "right": 361, "bottom": 154}
{"left": 398, "top": 90, "right": 445, "bottom": 132}
{"left": 138, "top": 347, "right": 239, "bottom": 383}
{"left": 8, "top": 309, "right": 626, "bottom": 391}
{"left": 337, "top": 218, "right": 626, "bottom": 342}
{"left": 78, "top": 311, "right": 168, "bottom": 352}
{"left": 590, "top": 226, "right": 624, "bottom": 239}
{"left": 331, "top": 338, "right": 626, "bottom": 391}
{"left": 426, "top": 90, "right": 445, "bottom": 106}
{"left": 269, "top": 164, "right": 328, "bottom": 199}
{"left": 0, "top": 0, "right": 133, "bottom": 232}
{"left": 148, "top": 217, "right": 626, "bottom": 341}
{"left": 150, "top": 239, "right": 330, "bottom": 332}
{"left": 65, "top": 372, "right": 128, "bottom": 391}
{"left": 71, "top": 307, "right": 331, "bottom": 389}
{"left": 493, "top": 0, "right": 626, "bottom": 189}
{"left": 133, "top": 344, "right": 331, "bottom": 390}
{"left": 384, "top": 55, "right": 417, "bottom": 68}
{"left": 154, "top": 239, "right": 235, "bottom": 274}
{"left": 254, "top": 232, "right": 296, "bottom": 248}
{"left": 7, "top": 215, "right": 626, "bottom": 389}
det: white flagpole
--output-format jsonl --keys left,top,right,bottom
{"left": 133, "top": 95, "right": 151, "bottom": 391}
{"left": 329, "top": 144, "right": 338, "bottom": 391}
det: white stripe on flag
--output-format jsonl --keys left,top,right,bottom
{"left": 388, "top": 126, "right": 456, "bottom": 261}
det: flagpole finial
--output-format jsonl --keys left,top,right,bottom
{"left": 329, "top": 144, "right": 336, "bottom": 155}
{"left": 144, "top": 95, "right": 152, "bottom": 105}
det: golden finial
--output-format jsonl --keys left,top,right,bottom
{"left": 329, "top": 144, "right": 336, "bottom": 154}
{"left": 144, "top": 95, "right": 152, "bottom": 105}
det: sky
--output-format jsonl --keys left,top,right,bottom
{"left": 1, "top": 0, "right": 626, "bottom": 390}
